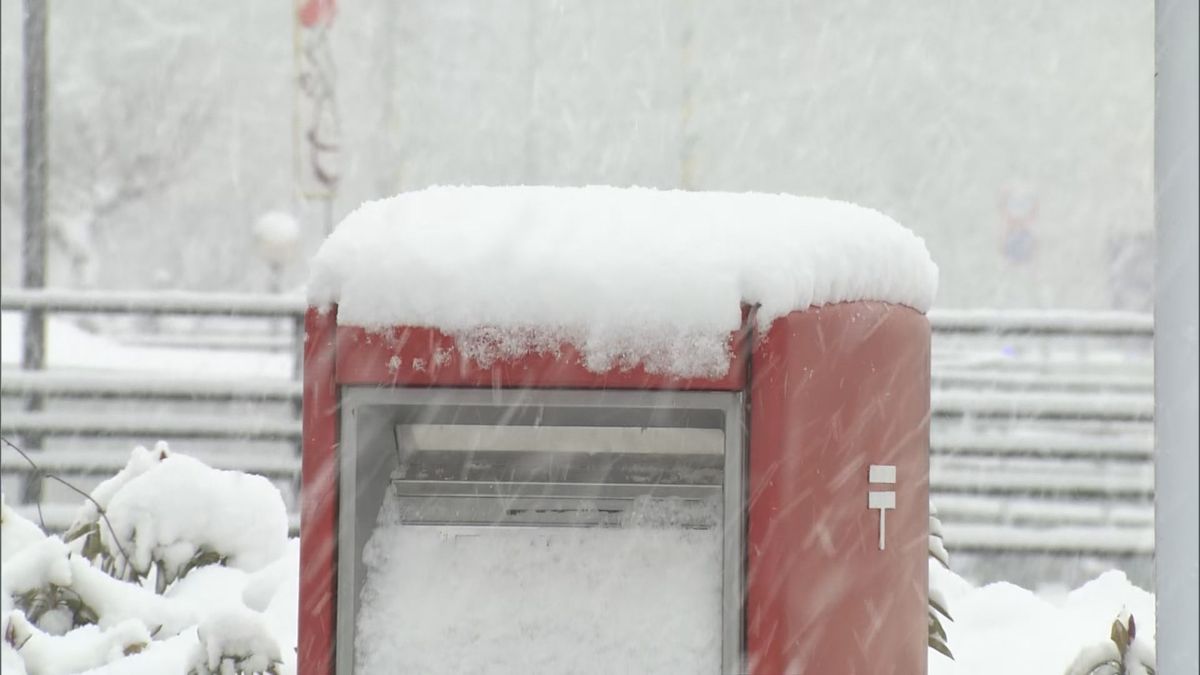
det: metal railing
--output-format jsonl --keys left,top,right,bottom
{"left": 1, "top": 287, "right": 1156, "bottom": 333}
{"left": 1, "top": 288, "right": 305, "bottom": 317}
{"left": 0, "top": 287, "right": 1156, "bottom": 558}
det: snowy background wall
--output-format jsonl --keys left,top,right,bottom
{"left": 0, "top": 0, "right": 1153, "bottom": 310}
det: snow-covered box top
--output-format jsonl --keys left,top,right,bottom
{"left": 308, "top": 186, "right": 937, "bottom": 376}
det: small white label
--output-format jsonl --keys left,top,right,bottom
{"left": 868, "top": 464, "right": 897, "bottom": 551}
{"left": 868, "top": 491, "right": 896, "bottom": 510}
{"left": 869, "top": 464, "right": 897, "bottom": 484}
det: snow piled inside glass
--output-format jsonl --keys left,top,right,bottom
{"left": 308, "top": 185, "right": 938, "bottom": 377}
{"left": 354, "top": 493, "right": 724, "bottom": 674}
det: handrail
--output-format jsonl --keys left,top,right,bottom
{"left": 0, "top": 411, "right": 301, "bottom": 441}
{"left": 930, "top": 389, "right": 1155, "bottom": 421}
{"left": 2, "top": 288, "right": 1155, "bottom": 337}
{"left": 927, "top": 308, "right": 1153, "bottom": 336}
{"left": 1, "top": 288, "right": 305, "bottom": 317}
{"left": 0, "top": 370, "right": 1155, "bottom": 421}
{"left": 0, "top": 289, "right": 1156, "bottom": 559}
{"left": 0, "top": 370, "right": 301, "bottom": 401}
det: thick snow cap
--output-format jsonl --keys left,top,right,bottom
{"left": 308, "top": 185, "right": 938, "bottom": 377}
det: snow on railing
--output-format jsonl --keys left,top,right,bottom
{"left": 927, "top": 308, "right": 1153, "bottom": 337}
{"left": 932, "top": 456, "right": 1154, "bottom": 497}
{"left": 0, "top": 371, "right": 1153, "bottom": 423}
{"left": 0, "top": 287, "right": 305, "bottom": 316}
{"left": 942, "top": 523, "right": 1155, "bottom": 555}
{"left": 0, "top": 410, "right": 300, "bottom": 441}
{"left": 930, "top": 432, "right": 1152, "bottom": 459}
{"left": 0, "top": 288, "right": 1156, "bottom": 561}
{"left": 0, "top": 370, "right": 301, "bottom": 401}
{"left": 933, "top": 494, "right": 1154, "bottom": 528}
{"left": 2, "top": 288, "right": 1155, "bottom": 336}
{"left": 932, "top": 368, "right": 1153, "bottom": 391}
{"left": 931, "top": 390, "right": 1154, "bottom": 421}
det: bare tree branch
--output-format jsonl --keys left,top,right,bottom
{"left": 1, "top": 435, "right": 134, "bottom": 568}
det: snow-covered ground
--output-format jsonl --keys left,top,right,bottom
{"left": 1, "top": 312, "right": 291, "bottom": 378}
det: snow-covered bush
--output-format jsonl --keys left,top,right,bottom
{"left": 62, "top": 443, "right": 288, "bottom": 593}
{"left": 1, "top": 444, "right": 297, "bottom": 675}
{"left": 6, "top": 612, "right": 151, "bottom": 675}
{"left": 99, "top": 452, "right": 288, "bottom": 590}
{"left": 64, "top": 442, "right": 172, "bottom": 579}
{"left": 1064, "top": 612, "right": 1156, "bottom": 675}
{"left": 189, "top": 608, "right": 282, "bottom": 675}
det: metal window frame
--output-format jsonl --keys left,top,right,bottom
{"left": 337, "top": 386, "right": 746, "bottom": 674}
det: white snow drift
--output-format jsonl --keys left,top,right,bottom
{"left": 308, "top": 186, "right": 938, "bottom": 376}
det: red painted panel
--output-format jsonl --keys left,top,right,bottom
{"left": 334, "top": 323, "right": 749, "bottom": 391}
{"left": 746, "top": 302, "right": 930, "bottom": 675}
{"left": 302, "top": 301, "right": 930, "bottom": 672}
{"left": 299, "top": 307, "right": 339, "bottom": 675}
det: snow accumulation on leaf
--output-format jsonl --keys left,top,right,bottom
{"left": 65, "top": 556, "right": 196, "bottom": 638}
{"left": 307, "top": 185, "right": 939, "bottom": 377}
{"left": 7, "top": 612, "right": 151, "bottom": 675}
{"left": 98, "top": 453, "right": 289, "bottom": 586}
{"left": 1, "top": 444, "right": 298, "bottom": 675}
{"left": 1, "top": 538, "right": 72, "bottom": 599}
{"left": 1, "top": 494, "right": 50, "bottom": 564}
{"left": 192, "top": 608, "right": 282, "bottom": 675}
{"left": 67, "top": 442, "right": 171, "bottom": 540}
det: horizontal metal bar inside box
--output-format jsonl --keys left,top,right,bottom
{"left": 394, "top": 423, "right": 725, "bottom": 455}
{"left": 390, "top": 424, "right": 725, "bottom": 527}
{"left": 389, "top": 478, "right": 720, "bottom": 501}
{"left": 387, "top": 482, "right": 722, "bottom": 528}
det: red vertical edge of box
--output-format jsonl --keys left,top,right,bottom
{"left": 299, "top": 305, "right": 339, "bottom": 675}
{"left": 746, "top": 302, "right": 930, "bottom": 674}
